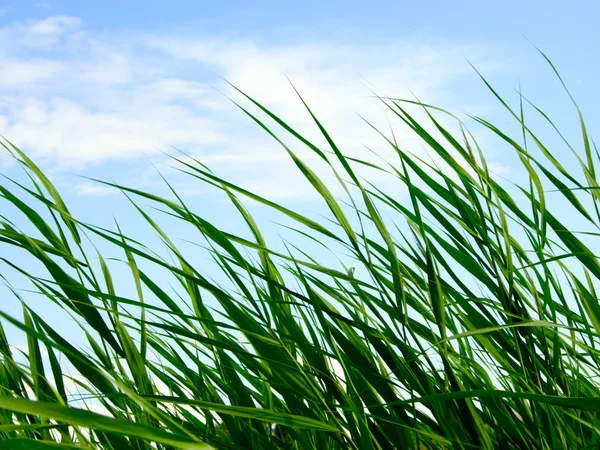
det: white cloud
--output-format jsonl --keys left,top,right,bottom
{"left": 0, "top": 16, "right": 81, "bottom": 51}
{"left": 28, "top": 15, "right": 81, "bottom": 36}
{"left": 4, "top": 97, "right": 227, "bottom": 166}
{"left": 0, "top": 15, "right": 511, "bottom": 200}
{"left": 0, "top": 59, "right": 65, "bottom": 87}
{"left": 74, "top": 182, "right": 121, "bottom": 197}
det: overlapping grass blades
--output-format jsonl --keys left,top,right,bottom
{"left": 1, "top": 59, "right": 600, "bottom": 449}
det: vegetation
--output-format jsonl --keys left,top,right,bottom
{"left": 1, "top": 55, "right": 600, "bottom": 449}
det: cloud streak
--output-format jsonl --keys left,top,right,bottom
{"left": 0, "top": 15, "right": 510, "bottom": 199}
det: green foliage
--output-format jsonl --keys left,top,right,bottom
{"left": 1, "top": 57, "right": 600, "bottom": 449}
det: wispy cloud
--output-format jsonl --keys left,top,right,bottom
{"left": 0, "top": 15, "right": 511, "bottom": 199}
{"left": 0, "top": 15, "right": 81, "bottom": 50}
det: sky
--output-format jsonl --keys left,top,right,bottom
{"left": 0, "top": 1, "right": 598, "bottom": 196}
{"left": 1, "top": 1, "right": 599, "bottom": 362}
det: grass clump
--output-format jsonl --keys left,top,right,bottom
{"left": 1, "top": 56, "right": 600, "bottom": 449}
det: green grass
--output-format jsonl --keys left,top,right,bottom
{"left": 2, "top": 54, "right": 600, "bottom": 449}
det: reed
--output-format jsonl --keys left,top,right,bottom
{"left": 1, "top": 54, "right": 599, "bottom": 449}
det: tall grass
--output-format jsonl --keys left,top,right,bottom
{"left": 1, "top": 56, "right": 600, "bottom": 449}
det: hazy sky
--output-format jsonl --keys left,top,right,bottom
{"left": 1, "top": 1, "right": 598, "bottom": 199}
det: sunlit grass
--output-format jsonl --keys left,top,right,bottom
{"left": 1, "top": 53, "right": 600, "bottom": 449}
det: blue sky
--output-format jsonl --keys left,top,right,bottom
{"left": 0, "top": 1, "right": 596, "bottom": 230}
{"left": 1, "top": 1, "right": 599, "bottom": 358}
{"left": 0, "top": 0, "right": 598, "bottom": 183}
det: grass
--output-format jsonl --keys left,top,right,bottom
{"left": 1, "top": 54, "right": 600, "bottom": 449}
